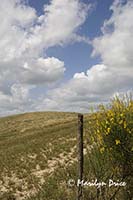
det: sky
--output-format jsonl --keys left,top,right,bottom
{"left": 0, "top": 0, "right": 133, "bottom": 116}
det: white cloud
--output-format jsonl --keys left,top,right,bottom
{"left": 21, "top": 57, "right": 65, "bottom": 85}
{"left": 92, "top": 0, "right": 133, "bottom": 70}
{"left": 0, "top": 0, "right": 89, "bottom": 115}
{"left": 0, "top": 0, "right": 37, "bottom": 61}
{"left": 33, "top": 64, "right": 113, "bottom": 112}
{"left": 1, "top": 0, "right": 132, "bottom": 115}
{"left": 20, "top": 0, "right": 90, "bottom": 54}
{"left": 37, "top": 0, "right": 90, "bottom": 47}
{"left": 33, "top": 0, "right": 133, "bottom": 112}
{"left": 0, "top": 84, "right": 32, "bottom": 116}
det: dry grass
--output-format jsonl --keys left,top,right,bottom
{"left": 0, "top": 112, "right": 82, "bottom": 199}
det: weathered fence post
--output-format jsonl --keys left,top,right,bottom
{"left": 77, "top": 113, "right": 84, "bottom": 200}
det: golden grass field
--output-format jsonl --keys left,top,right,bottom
{"left": 0, "top": 112, "right": 90, "bottom": 200}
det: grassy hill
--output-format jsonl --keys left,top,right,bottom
{"left": 0, "top": 112, "right": 89, "bottom": 200}
{"left": 0, "top": 100, "right": 132, "bottom": 200}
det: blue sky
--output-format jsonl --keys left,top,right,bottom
{"left": 0, "top": 0, "right": 132, "bottom": 115}
{"left": 28, "top": 0, "right": 113, "bottom": 80}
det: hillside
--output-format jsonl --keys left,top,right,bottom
{"left": 0, "top": 112, "right": 87, "bottom": 200}
{"left": 0, "top": 100, "right": 132, "bottom": 200}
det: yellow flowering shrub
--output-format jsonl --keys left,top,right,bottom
{"left": 86, "top": 95, "right": 133, "bottom": 199}
{"left": 88, "top": 95, "right": 133, "bottom": 177}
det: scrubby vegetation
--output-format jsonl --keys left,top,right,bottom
{"left": 84, "top": 95, "right": 133, "bottom": 199}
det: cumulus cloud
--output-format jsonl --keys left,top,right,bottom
{"left": 33, "top": 64, "right": 113, "bottom": 112}
{"left": 31, "top": 0, "right": 90, "bottom": 48}
{"left": 1, "top": 0, "right": 132, "bottom": 115}
{"left": 0, "top": 0, "right": 36, "bottom": 61}
{"left": 0, "top": 0, "right": 89, "bottom": 61}
{"left": 0, "top": 0, "right": 89, "bottom": 115}
{"left": 92, "top": 0, "right": 133, "bottom": 70}
{"left": 92, "top": 0, "right": 133, "bottom": 91}
{"left": 34, "top": 0, "right": 133, "bottom": 112}
{"left": 0, "top": 84, "right": 32, "bottom": 116}
{"left": 21, "top": 57, "right": 65, "bottom": 85}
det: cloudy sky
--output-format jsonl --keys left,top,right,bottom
{"left": 0, "top": 0, "right": 133, "bottom": 116}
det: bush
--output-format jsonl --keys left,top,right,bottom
{"left": 86, "top": 95, "right": 133, "bottom": 199}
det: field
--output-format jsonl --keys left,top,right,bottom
{"left": 0, "top": 98, "right": 132, "bottom": 200}
{"left": 0, "top": 112, "right": 90, "bottom": 200}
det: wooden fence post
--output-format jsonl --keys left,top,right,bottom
{"left": 77, "top": 113, "right": 84, "bottom": 200}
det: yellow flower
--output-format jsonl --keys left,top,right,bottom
{"left": 119, "top": 120, "right": 123, "bottom": 125}
{"left": 105, "top": 127, "right": 111, "bottom": 135}
{"left": 124, "top": 121, "right": 127, "bottom": 129}
{"left": 107, "top": 127, "right": 111, "bottom": 133}
{"left": 100, "top": 147, "right": 105, "bottom": 153}
{"left": 106, "top": 120, "right": 109, "bottom": 124}
{"left": 110, "top": 117, "right": 114, "bottom": 122}
{"left": 97, "top": 129, "right": 100, "bottom": 134}
{"left": 115, "top": 139, "right": 121, "bottom": 145}
{"left": 98, "top": 134, "right": 103, "bottom": 144}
